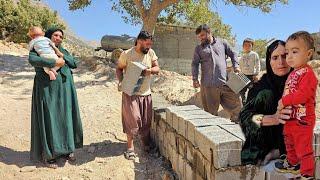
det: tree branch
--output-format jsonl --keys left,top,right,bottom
{"left": 158, "top": 0, "right": 180, "bottom": 11}
{"left": 133, "top": 0, "right": 146, "bottom": 17}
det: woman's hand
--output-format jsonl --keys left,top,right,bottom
{"left": 55, "top": 58, "right": 65, "bottom": 67}
{"left": 261, "top": 106, "right": 292, "bottom": 126}
{"left": 277, "top": 106, "right": 292, "bottom": 123}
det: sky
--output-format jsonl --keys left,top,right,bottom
{"left": 43, "top": 0, "right": 320, "bottom": 45}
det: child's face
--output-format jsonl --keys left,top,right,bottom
{"left": 285, "top": 38, "right": 313, "bottom": 69}
{"left": 29, "top": 28, "right": 44, "bottom": 39}
{"left": 243, "top": 42, "right": 252, "bottom": 53}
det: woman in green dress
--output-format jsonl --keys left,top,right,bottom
{"left": 28, "top": 27, "right": 83, "bottom": 168}
{"left": 239, "top": 40, "right": 293, "bottom": 165}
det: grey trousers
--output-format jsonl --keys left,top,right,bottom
{"left": 200, "top": 85, "right": 242, "bottom": 122}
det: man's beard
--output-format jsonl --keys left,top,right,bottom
{"left": 201, "top": 38, "right": 210, "bottom": 45}
{"left": 141, "top": 47, "right": 150, "bottom": 54}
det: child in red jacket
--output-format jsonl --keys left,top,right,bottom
{"left": 275, "top": 31, "right": 318, "bottom": 180}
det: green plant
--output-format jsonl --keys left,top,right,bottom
{"left": 0, "top": 0, "right": 65, "bottom": 43}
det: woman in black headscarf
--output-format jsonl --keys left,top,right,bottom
{"left": 28, "top": 27, "right": 83, "bottom": 168}
{"left": 239, "top": 40, "right": 293, "bottom": 165}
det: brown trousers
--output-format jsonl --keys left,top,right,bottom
{"left": 122, "top": 93, "right": 152, "bottom": 145}
{"left": 200, "top": 85, "right": 242, "bottom": 122}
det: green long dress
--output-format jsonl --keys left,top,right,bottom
{"left": 28, "top": 46, "right": 83, "bottom": 161}
{"left": 239, "top": 73, "right": 287, "bottom": 165}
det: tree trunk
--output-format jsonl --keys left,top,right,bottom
{"left": 136, "top": 0, "right": 179, "bottom": 34}
{"left": 141, "top": 13, "right": 158, "bottom": 34}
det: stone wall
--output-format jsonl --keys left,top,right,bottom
{"left": 153, "top": 24, "right": 198, "bottom": 75}
{"left": 151, "top": 105, "right": 320, "bottom": 180}
{"left": 312, "top": 33, "right": 320, "bottom": 60}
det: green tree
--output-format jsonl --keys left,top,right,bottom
{"left": 158, "top": 0, "right": 235, "bottom": 44}
{"left": 253, "top": 39, "right": 268, "bottom": 58}
{"left": 0, "top": 0, "right": 65, "bottom": 43}
{"left": 67, "top": 0, "right": 288, "bottom": 34}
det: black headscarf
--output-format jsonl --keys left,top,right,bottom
{"left": 44, "top": 27, "right": 64, "bottom": 45}
{"left": 247, "top": 40, "right": 292, "bottom": 105}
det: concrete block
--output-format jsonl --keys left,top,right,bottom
{"left": 194, "top": 149, "right": 206, "bottom": 179}
{"left": 157, "top": 125, "right": 165, "bottom": 155}
{"left": 168, "top": 128, "right": 177, "bottom": 148}
{"left": 313, "top": 121, "right": 320, "bottom": 156}
{"left": 185, "top": 161, "right": 195, "bottom": 180}
{"left": 167, "top": 105, "right": 202, "bottom": 131}
{"left": 186, "top": 117, "right": 235, "bottom": 146}
{"left": 121, "top": 61, "right": 147, "bottom": 96}
{"left": 212, "top": 165, "right": 265, "bottom": 180}
{"left": 177, "top": 135, "right": 186, "bottom": 157}
{"left": 316, "top": 157, "right": 320, "bottom": 180}
{"left": 168, "top": 145, "right": 176, "bottom": 164}
{"left": 218, "top": 124, "right": 246, "bottom": 141}
{"left": 177, "top": 155, "right": 185, "bottom": 180}
{"left": 172, "top": 112, "right": 180, "bottom": 131}
{"left": 177, "top": 113, "right": 215, "bottom": 137}
{"left": 165, "top": 106, "right": 177, "bottom": 126}
{"left": 166, "top": 105, "right": 200, "bottom": 112}
{"left": 196, "top": 173, "right": 204, "bottom": 180}
{"left": 153, "top": 109, "right": 161, "bottom": 125}
{"left": 195, "top": 126, "right": 243, "bottom": 168}
{"left": 159, "top": 117, "right": 167, "bottom": 130}
{"left": 171, "top": 147, "right": 179, "bottom": 172}
{"left": 265, "top": 172, "right": 290, "bottom": 180}
{"left": 177, "top": 111, "right": 217, "bottom": 137}
{"left": 186, "top": 141, "right": 194, "bottom": 165}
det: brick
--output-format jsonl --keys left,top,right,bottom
{"left": 186, "top": 117, "right": 234, "bottom": 146}
{"left": 195, "top": 126, "right": 243, "bottom": 168}
{"left": 218, "top": 124, "right": 246, "bottom": 141}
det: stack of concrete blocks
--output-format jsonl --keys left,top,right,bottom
{"left": 151, "top": 105, "right": 320, "bottom": 180}
{"left": 120, "top": 61, "right": 147, "bottom": 96}
{"left": 151, "top": 105, "right": 265, "bottom": 180}
{"left": 152, "top": 24, "right": 198, "bottom": 75}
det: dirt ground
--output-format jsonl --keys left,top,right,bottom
{"left": 0, "top": 42, "right": 173, "bottom": 180}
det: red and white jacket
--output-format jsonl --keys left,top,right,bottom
{"left": 282, "top": 65, "right": 318, "bottom": 125}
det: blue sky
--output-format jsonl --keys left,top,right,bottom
{"left": 43, "top": 0, "right": 320, "bottom": 44}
